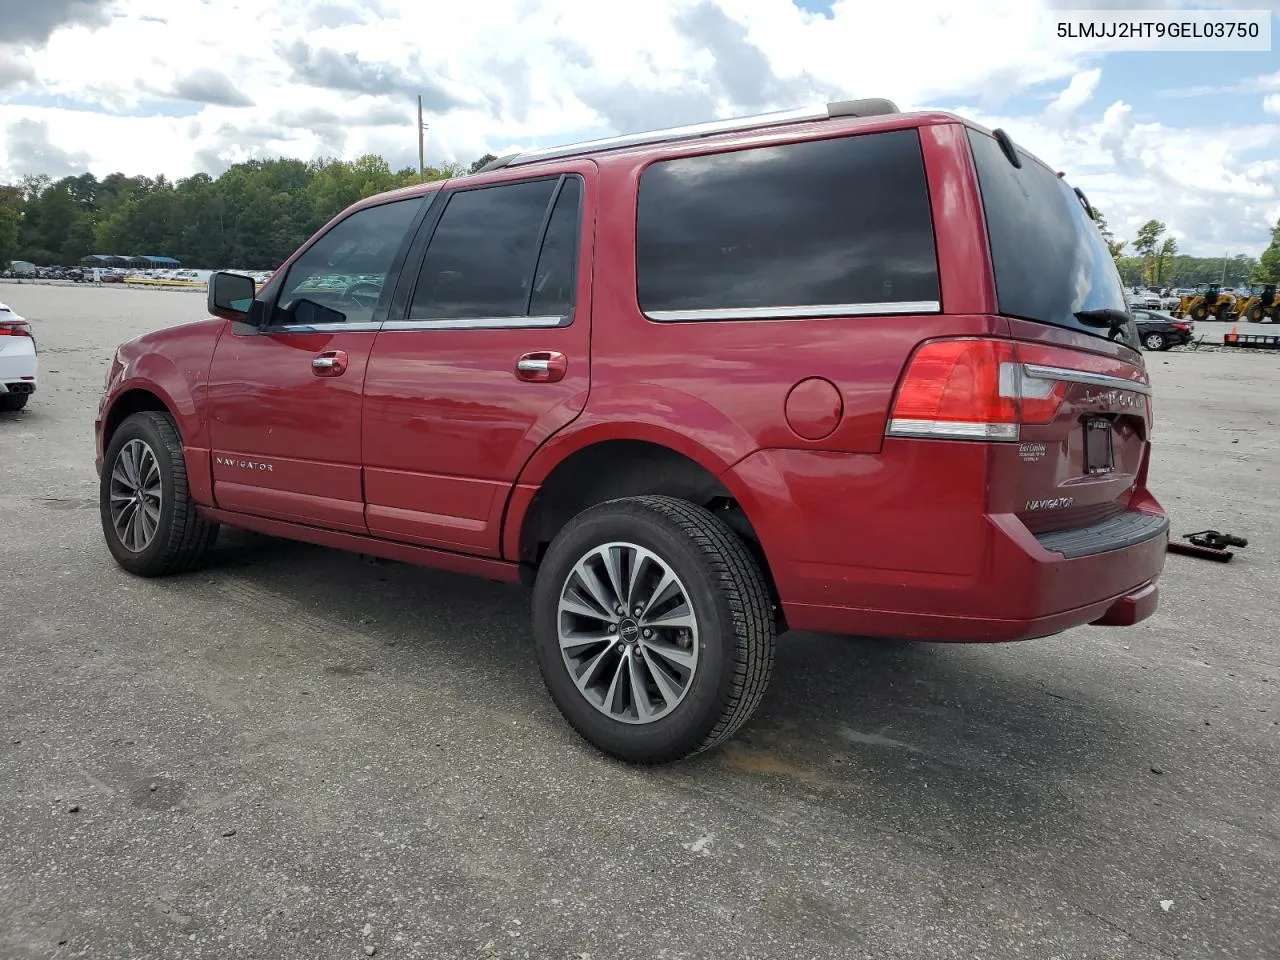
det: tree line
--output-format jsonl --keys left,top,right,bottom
{"left": 0, "top": 152, "right": 499, "bottom": 271}
{"left": 2, "top": 155, "right": 1278, "bottom": 284}
{"left": 1097, "top": 211, "right": 1279, "bottom": 289}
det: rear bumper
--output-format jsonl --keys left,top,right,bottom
{"left": 723, "top": 446, "right": 1167, "bottom": 643}
{"left": 0, "top": 346, "right": 37, "bottom": 389}
{"left": 784, "top": 578, "right": 1160, "bottom": 642}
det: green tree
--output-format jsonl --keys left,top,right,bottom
{"left": 1094, "top": 208, "right": 1126, "bottom": 262}
{"left": 1154, "top": 237, "right": 1178, "bottom": 286}
{"left": 1133, "top": 219, "right": 1165, "bottom": 286}
{"left": 0, "top": 205, "right": 19, "bottom": 268}
{"left": 469, "top": 153, "right": 498, "bottom": 174}
{"left": 1252, "top": 218, "right": 1280, "bottom": 284}
{"left": 0, "top": 151, "right": 532, "bottom": 269}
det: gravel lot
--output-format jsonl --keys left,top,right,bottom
{"left": 1, "top": 282, "right": 1277, "bottom": 960}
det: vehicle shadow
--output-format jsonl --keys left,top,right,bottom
{"left": 187, "top": 528, "right": 1158, "bottom": 852}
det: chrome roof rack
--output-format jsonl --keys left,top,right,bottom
{"left": 476, "top": 98, "right": 900, "bottom": 172}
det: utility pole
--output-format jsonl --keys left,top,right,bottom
{"left": 417, "top": 95, "right": 426, "bottom": 181}
{"left": 1220, "top": 251, "right": 1228, "bottom": 284}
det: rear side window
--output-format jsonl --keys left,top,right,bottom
{"left": 636, "top": 129, "right": 940, "bottom": 320}
{"left": 529, "top": 177, "right": 582, "bottom": 317}
{"left": 410, "top": 176, "right": 581, "bottom": 321}
{"left": 967, "top": 129, "right": 1137, "bottom": 349}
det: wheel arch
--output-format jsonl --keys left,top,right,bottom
{"left": 509, "top": 436, "right": 781, "bottom": 620}
{"left": 102, "top": 385, "right": 177, "bottom": 452}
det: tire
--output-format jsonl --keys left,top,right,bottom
{"left": 1142, "top": 332, "right": 1166, "bottom": 351}
{"left": 0, "top": 392, "right": 29, "bottom": 411}
{"left": 1190, "top": 304, "right": 1208, "bottom": 322}
{"left": 100, "top": 411, "right": 218, "bottom": 576}
{"left": 532, "top": 495, "right": 776, "bottom": 764}
{"left": 1246, "top": 305, "right": 1262, "bottom": 323}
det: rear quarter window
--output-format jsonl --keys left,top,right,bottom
{"left": 636, "top": 129, "right": 940, "bottom": 320}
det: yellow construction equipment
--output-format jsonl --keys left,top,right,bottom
{"left": 1237, "top": 283, "right": 1279, "bottom": 323}
{"left": 1172, "top": 283, "right": 1237, "bottom": 321}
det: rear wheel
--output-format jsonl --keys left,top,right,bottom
{"left": 0, "top": 392, "right": 29, "bottom": 412}
{"left": 1142, "top": 331, "right": 1166, "bottom": 351}
{"left": 100, "top": 411, "right": 218, "bottom": 576}
{"left": 532, "top": 495, "right": 776, "bottom": 764}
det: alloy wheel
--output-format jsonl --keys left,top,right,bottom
{"left": 108, "top": 438, "right": 163, "bottom": 552}
{"left": 557, "top": 541, "right": 700, "bottom": 724}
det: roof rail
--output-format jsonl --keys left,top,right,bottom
{"left": 482, "top": 98, "right": 899, "bottom": 171}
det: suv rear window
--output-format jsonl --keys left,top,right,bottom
{"left": 636, "top": 129, "right": 940, "bottom": 320}
{"left": 967, "top": 128, "right": 1138, "bottom": 350}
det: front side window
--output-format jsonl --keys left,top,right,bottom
{"left": 636, "top": 129, "right": 940, "bottom": 320}
{"left": 409, "top": 176, "right": 582, "bottom": 322}
{"left": 274, "top": 197, "right": 423, "bottom": 327}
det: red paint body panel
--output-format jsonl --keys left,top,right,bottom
{"left": 206, "top": 326, "right": 377, "bottom": 531}
{"left": 919, "top": 122, "right": 997, "bottom": 316}
{"left": 721, "top": 444, "right": 1166, "bottom": 640}
{"left": 361, "top": 328, "right": 590, "bottom": 554}
{"left": 361, "top": 161, "right": 598, "bottom": 555}
{"left": 94, "top": 109, "right": 1166, "bottom": 646}
{"left": 94, "top": 317, "right": 224, "bottom": 499}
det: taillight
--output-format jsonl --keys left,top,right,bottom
{"left": 887, "top": 337, "right": 1150, "bottom": 442}
{"left": 0, "top": 320, "right": 32, "bottom": 337}
{"left": 887, "top": 339, "right": 1023, "bottom": 440}
{"left": 1173, "top": 322, "right": 1190, "bottom": 331}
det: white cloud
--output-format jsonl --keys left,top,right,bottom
{"left": 0, "top": 0, "right": 1276, "bottom": 256}
{"left": 1265, "top": 93, "right": 1280, "bottom": 115}
{"left": 1044, "top": 68, "right": 1102, "bottom": 127}
{"left": 953, "top": 100, "right": 1280, "bottom": 255}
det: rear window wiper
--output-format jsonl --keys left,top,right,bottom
{"left": 1074, "top": 308, "right": 1131, "bottom": 338}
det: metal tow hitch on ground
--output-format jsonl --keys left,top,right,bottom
{"left": 1167, "top": 530, "right": 1249, "bottom": 563}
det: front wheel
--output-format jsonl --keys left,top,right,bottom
{"left": 532, "top": 495, "right": 776, "bottom": 764}
{"left": 1143, "top": 331, "right": 1167, "bottom": 351}
{"left": 100, "top": 411, "right": 218, "bottom": 576}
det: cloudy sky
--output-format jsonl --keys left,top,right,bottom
{"left": 0, "top": 0, "right": 1277, "bottom": 256}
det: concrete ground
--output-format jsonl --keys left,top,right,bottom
{"left": 1, "top": 282, "right": 1276, "bottom": 960}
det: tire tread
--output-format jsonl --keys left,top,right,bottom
{"left": 106, "top": 411, "right": 218, "bottom": 575}
{"left": 544, "top": 495, "right": 776, "bottom": 761}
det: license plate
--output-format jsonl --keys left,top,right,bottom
{"left": 1084, "top": 418, "right": 1114, "bottom": 475}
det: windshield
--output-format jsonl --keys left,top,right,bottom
{"left": 967, "top": 129, "right": 1139, "bottom": 352}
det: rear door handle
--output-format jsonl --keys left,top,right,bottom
{"left": 515, "top": 351, "right": 567, "bottom": 383}
{"left": 312, "top": 350, "right": 348, "bottom": 377}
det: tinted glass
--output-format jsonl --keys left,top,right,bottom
{"left": 529, "top": 177, "right": 582, "bottom": 317}
{"left": 636, "top": 129, "right": 939, "bottom": 316}
{"left": 967, "top": 129, "right": 1138, "bottom": 350}
{"left": 276, "top": 198, "right": 421, "bottom": 325}
{"left": 411, "top": 179, "right": 558, "bottom": 319}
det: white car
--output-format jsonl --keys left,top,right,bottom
{"left": 0, "top": 301, "right": 37, "bottom": 411}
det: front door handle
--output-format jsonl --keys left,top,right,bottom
{"left": 312, "top": 350, "right": 348, "bottom": 377}
{"left": 515, "top": 351, "right": 567, "bottom": 383}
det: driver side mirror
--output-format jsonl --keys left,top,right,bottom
{"left": 208, "top": 271, "right": 257, "bottom": 323}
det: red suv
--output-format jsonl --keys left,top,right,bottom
{"left": 95, "top": 99, "right": 1167, "bottom": 763}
